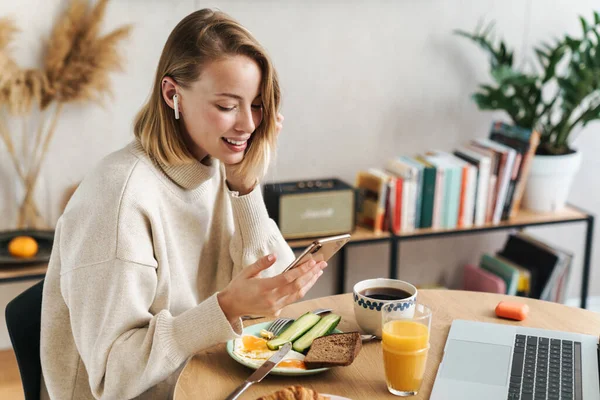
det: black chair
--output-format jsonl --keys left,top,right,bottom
{"left": 5, "top": 279, "right": 44, "bottom": 400}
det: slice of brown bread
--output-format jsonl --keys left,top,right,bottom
{"left": 304, "top": 332, "right": 362, "bottom": 369}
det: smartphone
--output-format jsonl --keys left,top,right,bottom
{"left": 282, "top": 233, "right": 351, "bottom": 274}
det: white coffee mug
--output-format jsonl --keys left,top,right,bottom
{"left": 353, "top": 278, "right": 417, "bottom": 337}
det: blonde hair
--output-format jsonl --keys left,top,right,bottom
{"left": 134, "top": 8, "right": 280, "bottom": 183}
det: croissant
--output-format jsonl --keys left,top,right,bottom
{"left": 255, "top": 385, "right": 330, "bottom": 400}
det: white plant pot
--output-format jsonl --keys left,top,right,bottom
{"left": 523, "top": 151, "right": 582, "bottom": 212}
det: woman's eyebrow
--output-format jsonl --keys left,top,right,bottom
{"left": 215, "top": 92, "right": 243, "bottom": 100}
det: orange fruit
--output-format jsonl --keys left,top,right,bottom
{"left": 8, "top": 236, "right": 39, "bottom": 258}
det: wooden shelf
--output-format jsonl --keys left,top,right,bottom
{"left": 287, "top": 226, "right": 391, "bottom": 249}
{"left": 397, "top": 205, "right": 588, "bottom": 239}
{"left": 0, "top": 206, "right": 590, "bottom": 284}
{"left": 0, "top": 263, "right": 46, "bottom": 284}
{"left": 286, "top": 206, "right": 588, "bottom": 248}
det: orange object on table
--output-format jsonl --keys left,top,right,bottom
{"left": 8, "top": 236, "right": 39, "bottom": 258}
{"left": 495, "top": 301, "right": 529, "bottom": 321}
{"left": 382, "top": 320, "right": 430, "bottom": 393}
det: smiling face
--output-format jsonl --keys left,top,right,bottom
{"left": 177, "top": 55, "right": 264, "bottom": 165}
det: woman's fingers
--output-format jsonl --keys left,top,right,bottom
{"left": 257, "top": 258, "right": 326, "bottom": 314}
{"left": 284, "top": 269, "right": 323, "bottom": 305}
{"left": 261, "top": 259, "right": 322, "bottom": 290}
{"left": 242, "top": 254, "right": 277, "bottom": 278}
{"left": 276, "top": 262, "right": 326, "bottom": 298}
{"left": 275, "top": 113, "right": 284, "bottom": 136}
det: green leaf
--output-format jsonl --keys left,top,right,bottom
{"left": 592, "top": 26, "right": 600, "bottom": 43}
{"left": 542, "top": 45, "right": 566, "bottom": 83}
{"left": 542, "top": 41, "right": 555, "bottom": 53}
{"left": 535, "top": 48, "right": 548, "bottom": 64}
{"left": 565, "top": 36, "right": 582, "bottom": 50}
{"left": 479, "top": 84, "right": 496, "bottom": 92}
{"left": 483, "top": 21, "right": 496, "bottom": 37}
{"left": 491, "top": 65, "right": 531, "bottom": 84}
{"left": 569, "top": 101, "right": 600, "bottom": 132}
{"left": 581, "top": 16, "right": 589, "bottom": 33}
{"left": 453, "top": 29, "right": 472, "bottom": 38}
{"left": 500, "top": 42, "right": 507, "bottom": 60}
{"left": 594, "top": 11, "right": 600, "bottom": 25}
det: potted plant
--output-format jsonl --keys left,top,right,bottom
{"left": 455, "top": 11, "right": 600, "bottom": 212}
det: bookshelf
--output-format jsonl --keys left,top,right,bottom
{"left": 288, "top": 204, "right": 595, "bottom": 309}
{"left": 1, "top": 205, "right": 594, "bottom": 309}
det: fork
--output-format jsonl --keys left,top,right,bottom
{"left": 267, "top": 308, "right": 332, "bottom": 336}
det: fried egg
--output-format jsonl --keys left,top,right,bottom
{"left": 233, "top": 335, "right": 306, "bottom": 370}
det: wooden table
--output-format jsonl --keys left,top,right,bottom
{"left": 174, "top": 290, "right": 600, "bottom": 400}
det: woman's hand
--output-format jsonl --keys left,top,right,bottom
{"left": 274, "top": 112, "right": 284, "bottom": 136}
{"left": 225, "top": 113, "right": 284, "bottom": 195}
{"left": 217, "top": 253, "right": 326, "bottom": 324}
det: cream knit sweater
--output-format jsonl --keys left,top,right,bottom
{"left": 39, "top": 140, "right": 295, "bottom": 399}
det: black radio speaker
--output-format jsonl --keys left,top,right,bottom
{"left": 263, "top": 178, "right": 356, "bottom": 240}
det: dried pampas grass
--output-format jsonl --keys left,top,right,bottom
{"left": 44, "top": 0, "right": 131, "bottom": 105}
{"left": 0, "top": 0, "right": 131, "bottom": 228}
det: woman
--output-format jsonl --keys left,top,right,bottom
{"left": 40, "top": 9, "right": 327, "bottom": 400}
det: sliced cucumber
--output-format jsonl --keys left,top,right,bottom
{"left": 266, "top": 312, "right": 321, "bottom": 350}
{"left": 292, "top": 313, "right": 341, "bottom": 353}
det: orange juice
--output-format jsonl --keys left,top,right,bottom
{"left": 382, "top": 320, "right": 430, "bottom": 393}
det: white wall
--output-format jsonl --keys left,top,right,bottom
{"left": 1, "top": 0, "right": 598, "bottom": 350}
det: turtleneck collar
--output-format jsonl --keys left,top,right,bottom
{"left": 130, "top": 140, "right": 218, "bottom": 191}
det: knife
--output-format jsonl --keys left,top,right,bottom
{"left": 225, "top": 341, "right": 292, "bottom": 400}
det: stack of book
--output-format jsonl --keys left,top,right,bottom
{"left": 355, "top": 121, "right": 541, "bottom": 234}
{"left": 463, "top": 232, "right": 573, "bottom": 303}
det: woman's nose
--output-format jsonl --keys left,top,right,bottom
{"left": 235, "top": 107, "right": 255, "bottom": 133}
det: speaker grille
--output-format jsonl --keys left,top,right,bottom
{"left": 279, "top": 191, "right": 354, "bottom": 238}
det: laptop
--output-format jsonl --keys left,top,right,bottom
{"left": 430, "top": 320, "right": 600, "bottom": 400}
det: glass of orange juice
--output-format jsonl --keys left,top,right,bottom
{"left": 381, "top": 302, "right": 432, "bottom": 396}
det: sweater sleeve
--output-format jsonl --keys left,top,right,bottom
{"left": 228, "top": 184, "right": 296, "bottom": 277}
{"left": 60, "top": 259, "right": 240, "bottom": 399}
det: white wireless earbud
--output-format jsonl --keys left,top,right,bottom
{"left": 173, "top": 94, "right": 180, "bottom": 120}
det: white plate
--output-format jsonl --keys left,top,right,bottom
{"left": 322, "top": 395, "right": 352, "bottom": 400}
{"left": 226, "top": 321, "right": 342, "bottom": 376}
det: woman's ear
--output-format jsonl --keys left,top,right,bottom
{"left": 161, "top": 77, "right": 180, "bottom": 113}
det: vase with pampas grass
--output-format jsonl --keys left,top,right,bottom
{"left": 0, "top": 0, "right": 131, "bottom": 233}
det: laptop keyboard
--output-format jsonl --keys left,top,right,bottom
{"left": 509, "top": 334, "right": 583, "bottom": 400}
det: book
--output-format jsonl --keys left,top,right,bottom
{"left": 497, "top": 233, "right": 564, "bottom": 299}
{"left": 488, "top": 133, "right": 525, "bottom": 220}
{"left": 494, "top": 254, "right": 532, "bottom": 297}
{"left": 479, "top": 253, "right": 520, "bottom": 295}
{"left": 508, "top": 232, "right": 573, "bottom": 302}
{"left": 434, "top": 152, "right": 477, "bottom": 228}
{"left": 488, "top": 121, "right": 541, "bottom": 215}
{"left": 489, "top": 121, "right": 541, "bottom": 217}
{"left": 390, "top": 176, "right": 403, "bottom": 234}
{"left": 382, "top": 176, "right": 396, "bottom": 233}
{"left": 454, "top": 147, "right": 491, "bottom": 227}
{"left": 466, "top": 144, "right": 498, "bottom": 224}
{"left": 472, "top": 139, "right": 517, "bottom": 223}
{"left": 398, "top": 156, "right": 425, "bottom": 228}
{"left": 423, "top": 153, "right": 448, "bottom": 228}
{"left": 414, "top": 156, "right": 437, "bottom": 229}
{"left": 462, "top": 264, "right": 507, "bottom": 294}
{"left": 553, "top": 256, "right": 573, "bottom": 303}
{"left": 355, "top": 169, "right": 390, "bottom": 234}
{"left": 424, "top": 154, "right": 461, "bottom": 229}
{"left": 385, "top": 159, "right": 418, "bottom": 232}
